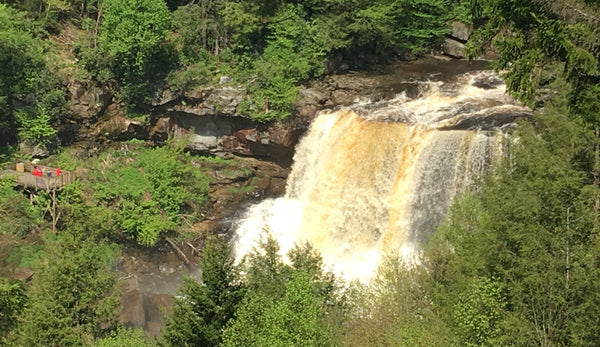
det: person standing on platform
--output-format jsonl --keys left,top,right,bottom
{"left": 32, "top": 166, "right": 43, "bottom": 188}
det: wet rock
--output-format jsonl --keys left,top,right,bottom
{"left": 119, "top": 276, "right": 145, "bottom": 328}
{"left": 331, "top": 89, "right": 357, "bottom": 105}
{"left": 442, "top": 38, "right": 466, "bottom": 59}
{"left": 439, "top": 108, "right": 533, "bottom": 130}
{"left": 144, "top": 294, "right": 173, "bottom": 338}
{"left": 473, "top": 75, "right": 504, "bottom": 89}
{"left": 297, "top": 104, "right": 319, "bottom": 120}
{"left": 296, "top": 87, "right": 327, "bottom": 107}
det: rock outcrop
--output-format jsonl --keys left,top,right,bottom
{"left": 441, "top": 21, "right": 472, "bottom": 59}
{"left": 149, "top": 85, "right": 303, "bottom": 167}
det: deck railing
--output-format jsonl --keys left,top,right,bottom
{"left": 1, "top": 163, "right": 75, "bottom": 190}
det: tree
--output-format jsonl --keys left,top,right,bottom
{"left": 171, "top": 1, "right": 227, "bottom": 62}
{"left": 94, "top": 327, "right": 154, "bottom": 347}
{"left": 426, "top": 99, "right": 600, "bottom": 345}
{"left": 244, "top": 3, "right": 326, "bottom": 120}
{"left": 0, "top": 4, "right": 63, "bottom": 147}
{"left": 9, "top": 231, "right": 120, "bottom": 346}
{"left": 0, "top": 278, "right": 26, "bottom": 343}
{"left": 99, "top": 0, "right": 175, "bottom": 107}
{"left": 344, "top": 256, "right": 451, "bottom": 347}
{"left": 222, "top": 272, "right": 334, "bottom": 347}
{"left": 162, "top": 236, "right": 243, "bottom": 347}
{"left": 221, "top": 235, "right": 342, "bottom": 346}
{"left": 464, "top": 0, "right": 600, "bottom": 119}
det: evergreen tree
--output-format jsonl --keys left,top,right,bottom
{"left": 0, "top": 3, "right": 63, "bottom": 147}
{"left": 0, "top": 278, "right": 26, "bottom": 343}
{"left": 427, "top": 99, "right": 600, "bottom": 345}
{"left": 8, "top": 231, "right": 120, "bottom": 346}
{"left": 162, "top": 236, "right": 243, "bottom": 347}
{"left": 222, "top": 234, "right": 343, "bottom": 346}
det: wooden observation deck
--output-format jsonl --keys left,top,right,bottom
{"left": 1, "top": 163, "right": 75, "bottom": 191}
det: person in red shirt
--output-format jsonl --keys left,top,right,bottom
{"left": 56, "top": 167, "right": 62, "bottom": 176}
{"left": 32, "top": 166, "right": 42, "bottom": 177}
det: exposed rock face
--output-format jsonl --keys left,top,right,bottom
{"left": 67, "top": 81, "right": 111, "bottom": 119}
{"left": 221, "top": 123, "right": 300, "bottom": 167}
{"left": 66, "top": 60, "right": 491, "bottom": 166}
{"left": 119, "top": 277, "right": 146, "bottom": 329}
{"left": 149, "top": 86, "right": 305, "bottom": 167}
{"left": 115, "top": 156, "right": 289, "bottom": 336}
{"left": 62, "top": 81, "right": 113, "bottom": 144}
{"left": 93, "top": 104, "right": 148, "bottom": 141}
{"left": 118, "top": 245, "right": 192, "bottom": 338}
{"left": 196, "top": 157, "right": 290, "bottom": 234}
{"left": 18, "top": 140, "right": 50, "bottom": 158}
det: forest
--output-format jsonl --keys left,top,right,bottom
{"left": 2, "top": 0, "right": 600, "bottom": 346}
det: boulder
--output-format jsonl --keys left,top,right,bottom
{"left": 442, "top": 38, "right": 466, "bottom": 59}
{"left": 152, "top": 86, "right": 180, "bottom": 107}
{"left": 451, "top": 21, "right": 472, "bottom": 42}
{"left": 296, "top": 87, "right": 327, "bottom": 107}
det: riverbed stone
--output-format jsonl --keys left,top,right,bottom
{"left": 442, "top": 38, "right": 466, "bottom": 59}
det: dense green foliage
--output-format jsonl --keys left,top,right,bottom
{"left": 464, "top": 0, "right": 600, "bottom": 115}
{"left": 7, "top": 231, "right": 120, "bottom": 346}
{"left": 94, "top": 328, "right": 154, "bottom": 347}
{"left": 0, "top": 4, "right": 63, "bottom": 147}
{"left": 163, "top": 234, "right": 345, "bottom": 347}
{"left": 1, "top": 0, "right": 458, "bottom": 134}
{"left": 3, "top": 0, "right": 600, "bottom": 345}
{"left": 98, "top": 0, "right": 175, "bottom": 107}
{"left": 91, "top": 145, "right": 210, "bottom": 245}
{"left": 421, "top": 99, "right": 600, "bottom": 345}
{"left": 0, "top": 176, "right": 42, "bottom": 235}
{"left": 0, "top": 278, "right": 26, "bottom": 343}
{"left": 222, "top": 237, "right": 342, "bottom": 347}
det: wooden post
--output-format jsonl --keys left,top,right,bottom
{"left": 51, "top": 188, "right": 57, "bottom": 233}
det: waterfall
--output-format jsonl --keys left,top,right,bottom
{"left": 232, "top": 69, "right": 530, "bottom": 281}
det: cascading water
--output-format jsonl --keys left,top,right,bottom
{"left": 233, "top": 68, "right": 530, "bottom": 281}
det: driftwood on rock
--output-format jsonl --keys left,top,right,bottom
{"left": 166, "top": 238, "right": 191, "bottom": 266}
